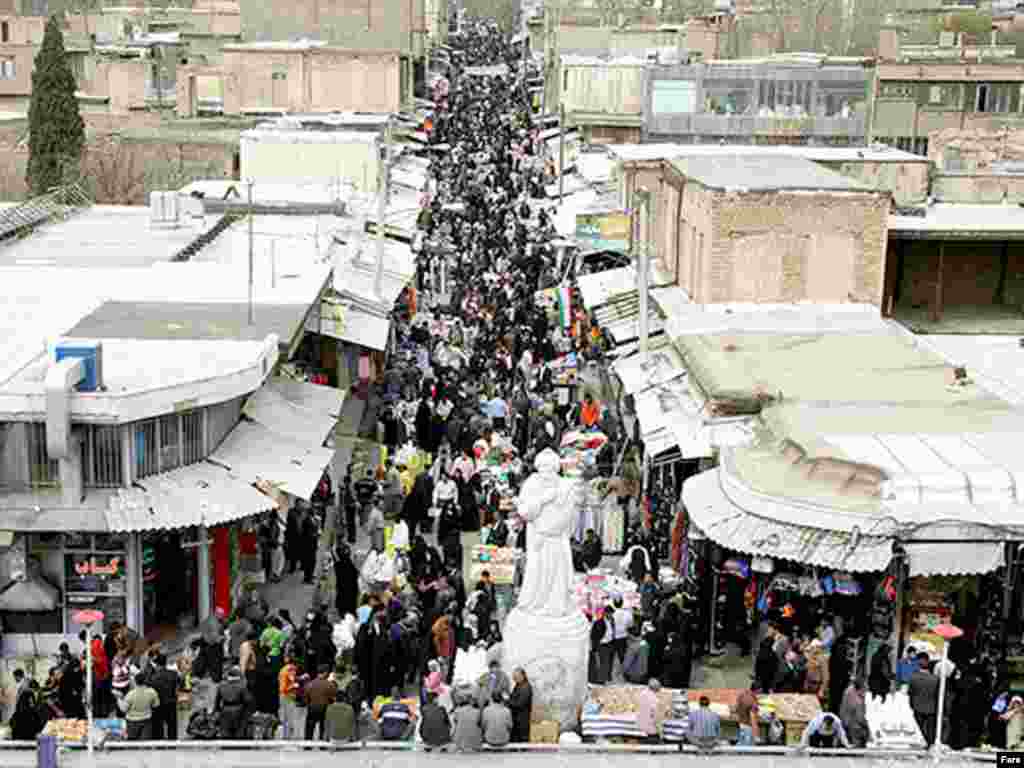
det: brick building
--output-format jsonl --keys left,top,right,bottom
{"left": 658, "top": 154, "right": 890, "bottom": 304}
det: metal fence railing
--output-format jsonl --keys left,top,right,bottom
{"left": 0, "top": 740, "right": 1001, "bottom": 761}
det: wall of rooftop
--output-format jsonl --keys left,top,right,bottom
{"left": 816, "top": 159, "right": 929, "bottom": 205}
{"left": 239, "top": 0, "right": 423, "bottom": 56}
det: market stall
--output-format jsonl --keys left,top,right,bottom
{"left": 657, "top": 690, "right": 822, "bottom": 746}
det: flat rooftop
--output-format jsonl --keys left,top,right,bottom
{"left": 1, "top": 338, "right": 269, "bottom": 395}
{"left": 888, "top": 203, "right": 1024, "bottom": 240}
{"left": 608, "top": 142, "right": 928, "bottom": 164}
{"left": 676, "top": 325, "right": 1006, "bottom": 408}
{"left": 64, "top": 301, "right": 312, "bottom": 347}
{"left": 0, "top": 206, "right": 200, "bottom": 268}
{"left": 668, "top": 154, "right": 874, "bottom": 193}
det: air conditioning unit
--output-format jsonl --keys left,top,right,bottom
{"left": 54, "top": 341, "right": 104, "bottom": 392}
{"left": 939, "top": 30, "right": 958, "bottom": 47}
{"left": 149, "top": 190, "right": 181, "bottom": 228}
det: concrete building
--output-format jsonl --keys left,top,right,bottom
{"left": 178, "top": 42, "right": 410, "bottom": 118}
{"left": 872, "top": 28, "right": 1024, "bottom": 155}
{"left": 644, "top": 55, "right": 871, "bottom": 146}
{"left": 928, "top": 126, "right": 1024, "bottom": 203}
{"left": 658, "top": 154, "right": 890, "bottom": 304}
{"left": 240, "top": 127, "right": 382, "bottom": 191}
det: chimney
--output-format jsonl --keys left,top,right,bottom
{"left": 878, "top": 27, "right": 901, "bottom": 61}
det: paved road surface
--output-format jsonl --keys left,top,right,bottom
{"left": 0, "top": 746, "right": 992, "bottom": 768}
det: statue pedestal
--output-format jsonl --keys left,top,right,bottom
{"left": 502, "top": 606, "right": 590, "bottom": 731}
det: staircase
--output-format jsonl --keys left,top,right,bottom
{"left": 0, "top": 182, "right": 92, "bottom": 243}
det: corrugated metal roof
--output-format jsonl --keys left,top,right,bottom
{"left": 904, "top": 542, "right": 1004, "bottom": 578}
{"left": 106, "top": 462, "right": 273, "bottom": 533}
{"left": 612, "top": 345, "right": 687, "bottom": 396}
{"left": 664, "top": 302, "right": 884, "bottom": 337}
{"left": 2, "top": 504, "right": 110, "bottom": 533}
{"left": 683, "top": 469, "right": 894, "bottom": 572}
{"left": 210, "top": 420, "right": 335, "bottom": 500}
{"left": 319, "top": 304, "right": 390, "bottom": 351}
{"left": 243, "top": 377, "right": 342, "bottom": 449}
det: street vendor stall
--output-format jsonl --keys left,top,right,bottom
{"left": 657, "top": 690, "right": 822, "bottom": 746}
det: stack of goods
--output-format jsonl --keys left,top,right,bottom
{"left": 452, "top": 644, "right": 489, "bottom": 687}
{"left": 573, "top": 571, "right": 640, "bottom": 618}
{"left": 662, "top": 690, "right": 692, "bottom": 742}
{"left": 559, "top": 430, "right": 609, "bottom": 478}
{"left": 582, "top": 684, "right": 675, "bottom": 741}
{"left": 865, "top": 690, "right": 926, "bottom": 749}
{"left": 469, "top": 545, "right": 518, "bottom": 585}
{"left": 43, "top": 719, "right": 90, "bottom": 744}
{"left": 93, "top": 719, "right": 126, "bottom": 741}
{"left": 546, "top": 353, "right": 578, "bottom": 386}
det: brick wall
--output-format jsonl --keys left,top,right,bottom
{"left": 928, "top": 126, "right": 1024, "bottom": 171}
{"left": 705, "top": 189, "right": 889, "bottom": 304}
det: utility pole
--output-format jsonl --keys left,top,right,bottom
{"left": 375, "top": 116, "right": 393, "bottom": 300}
{"left": 247, "top": 179, "right": 255, "bottom": 325}
{"left": 558, "top": 102, "right": 566, "bottom": 199}
{"left": 635, "top": 188, "right": 651, "bottom": 365}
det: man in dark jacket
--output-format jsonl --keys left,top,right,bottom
{"left": 304, "top": 665, "right": 338, "bottom": 741}
{"left": 214, "top": 666, "right": 253, "bottom": 739}
{"left": 145, "top": 653, "right": 180, "bottom": 740}
{"left": 420, "top": 691, "right": 452, "bottom": 750}
{"left": 355, "top": 607, "right": 392, "bottom": 706}
{"left": 581, "top": 529, "right": 603, "bottom": 570}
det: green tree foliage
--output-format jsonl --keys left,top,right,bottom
{"left": 26, "top": 15, "right": 85, "bottom": 195}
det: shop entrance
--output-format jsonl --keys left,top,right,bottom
{"left": 142, "top": 530, "right": 198, "bottom": 644}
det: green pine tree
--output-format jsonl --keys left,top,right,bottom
{"left": 26, "top": 15, "right": 85, "bottom": 196}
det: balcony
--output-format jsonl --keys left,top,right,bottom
{"left": 647, "top": 112, "right": 866, "bottom": 139}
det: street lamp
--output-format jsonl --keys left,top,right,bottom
{"left": 72, "top": 609, "right": 105, "bottom": 754}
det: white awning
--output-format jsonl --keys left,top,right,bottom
{"left": 106, "top": 462, "right": 274, "bottom": 532}
{"left": 633, "top": 375, "right": 755, "bottom": 460}
{"left": 244, "top": 377, "right": 341, "bottom": 449}
{"left": 577, "top": 267, "right": 635, "bottom": 310}
{"left": 209, "top": 420, "right": 335, "bottom": 500}
{"left": 613, "top": 345, "right": 686, "bottom": 396}
{"left": 904, "top": 542, "right": 1005, "bottom": 578}
{"left": 683, "top": 469, "right": 894, "bottom": 572}
{"left": 320, "top": 305, "right": 390, "bottom": 352}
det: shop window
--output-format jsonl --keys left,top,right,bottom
{"left": 85, "top": 424, "right": 122, "bottom": 488}
{"left": 926, "top": 83, "right": 960, "bottom": 108}
{"left": 135, "top": 419, "right": 157, "bottom": 479}
{"left": 26, "top": 422, "right": 58, "bottom": 487}
{"left": 93, "top": 533, "right": 127, "bottom": 552}
{"left": 3, "top": 609, "right": 63, "bottom": 634}
{"left": 0, "top": 57, "right": 15, "bottom": 80}
{"left": 182, "top": 410, "right": 204, "bottom": 465}
{"left": 159, "top": 413, "right": 180, "bottom": 471}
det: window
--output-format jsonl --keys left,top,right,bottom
{"left": 26, "top": 422, "right": 58, "bottom": 487}
{"left": 879, "top": 81, "right": 915, "bottom": 99}
{"left": 0, "top": 57, "right": 15, "bottom": 80}
{"left": 85, "top": 425, "right": 122, "bottom": 488}
{"left": 135, "top": 419, "right": 157, "bottom": 479}
{"left": 0, "top": 422, "right": 9, "bottom": 489}
{"left": 927, "top": 83, "right": 960, "bottom": 107}
{"left": 206, "top": 397, "right": 243, "bottom": 453}
{"left": 976, "top": 83, "right": 1015, "bottom": 113}
{"left": 159, "top": 413, "right": 180, "bottom": 471}
{"left": 271, "top": 71, "right": 287, "bottom": 81}
{"left": 2, "top": 21, "right": 9, "bottom": 43}
{"left": 182, "top": 410, "right": 204, "bottom": 465}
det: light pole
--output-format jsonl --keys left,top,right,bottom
{"left": 633, "top": 188, "right": 653, "bottom": 365}
{"left": 73, "top": 609, "right": 105, "bottom": 754}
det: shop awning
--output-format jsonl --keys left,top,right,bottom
{"left": 106, "top": 462, "right": 274, "bottom": 533}
{"left": 320, "top": 304, "right": 390, "bottom": 352}
{"left": 243, "top": 377, "right": 342, "bottom": 449}
{"left": 612, "top": 345, "right": 687, "bottom": 396}
{"left": 904, "top": 542, "right": 1005, "bottom": 578}
{"left": 682, "top": 469, "right": 894, "bottom": 572}
{"left": 632, "top": 375, "right": 755, "bottom": 460}
{"left": 209, "top": 420, "right": 335, "bottom": 501}
{"left": 2, "top": 505, "right": 109, "bottom": 533}
{"left": 577, "top": 268, "right": 635, "bottom": 310}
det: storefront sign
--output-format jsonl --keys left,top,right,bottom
{"left": 319, "top": 295, "right": 348, "bottom": 339}
{"left": 65, "top": 554, "right": 125, "bottom": 594}
{"left": 575, "top": 211, "right": 631, "bottom": 253}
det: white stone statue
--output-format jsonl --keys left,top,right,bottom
{"left": 516, "top": 448, "right": 580, "bottom": 617}
{"left": 502, "top": 448, "right": 591, "bottom": 730}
